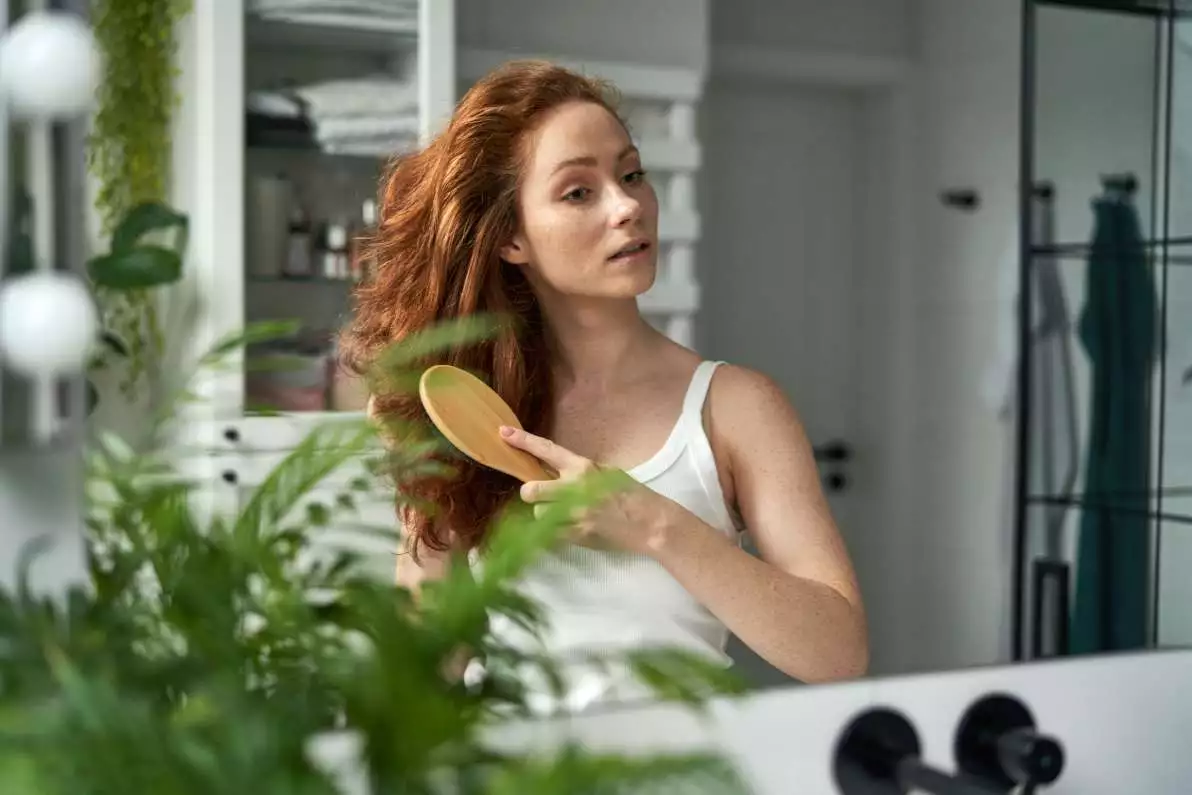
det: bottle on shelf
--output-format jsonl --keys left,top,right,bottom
{"left": 284, "top": 204, "right": 314, "bottom": 279}
{"left": 322, "top": 222, "right": 351, "bottom": 280}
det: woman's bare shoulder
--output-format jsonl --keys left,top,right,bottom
{"left": 708, "top": 363, "right": 794, "bottom": 415}
{"left": 705, "top": 362, "right": 815, "bottom": 477}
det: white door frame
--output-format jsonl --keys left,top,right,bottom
{"left": 708, "top": 44, "right": 924, "bottom": 675}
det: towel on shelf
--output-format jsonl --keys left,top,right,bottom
{"left": 248, "top": 0, "right": 417, "bottom": 16}
{"left": 298, "top": 77, "right": 417, "bottom": 120}
{"left": 247, "top": 92, "right": 304, "bottom": 119}
{"left": 316, "top": 112, "right": 420, "bottom": 157}
{"left": 247, "top": 75, "right": 415, "bottom": 121}
{"left": 314, "top": 112, "right": 419, "bottom": 143}
{"left": 321, "top": 136, "right": 418, "bottom": 157}
{"left": 250, "top": 10, "right": 419, "bottom": 31}
{"left": 246, "top": 75, "right": 419, "bottom": 157}
{"left": 247, "top": 0, "right": 418, "bottom": 38}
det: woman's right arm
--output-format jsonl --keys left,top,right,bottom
{"left": 367, "top": 394, "right": 453, "bottom": 593}
{"left": 395, "top": 531, "right": 453, "bottom": 592}
{"left": 370, "top": 396, "right": 475, "bottom": 677}
{"left": 397, "top": 530, "right": 476, "bottom": 681}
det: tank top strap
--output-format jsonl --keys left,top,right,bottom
{"left": 680, "top": 360, "right": 725, "bottom": 425}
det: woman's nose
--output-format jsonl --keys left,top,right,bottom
{"left": 609, "top": 189, "right": 642, "bottom": 227}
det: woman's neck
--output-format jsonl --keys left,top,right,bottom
{"left": 537, "top": 295, "right": 660, "bottom": 390}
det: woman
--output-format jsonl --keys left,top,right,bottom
{"left": 340, "top": 60, "right": 867, "bottom": 712}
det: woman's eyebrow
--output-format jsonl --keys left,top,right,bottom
{"left": 550, "top": 145, "right": 639, "bottom": 175}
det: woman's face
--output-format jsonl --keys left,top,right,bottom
{"left": 501, "top": 101, "right": 659, "bottom": 300}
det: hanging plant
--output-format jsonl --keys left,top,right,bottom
{"left": 86, "top": 0, "right": 192, "bottom": 399}
{"left": 84, "top": 200, "right": 189, "bottom": 413}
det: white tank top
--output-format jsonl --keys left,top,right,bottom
{"left": 467, "top": 360, "right": 743, "bottom": 714}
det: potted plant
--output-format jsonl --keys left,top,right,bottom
{"left": 0, "top": 318, "right": 751, "bottom": 794}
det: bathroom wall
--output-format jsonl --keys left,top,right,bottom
{"left": 696, "top": 0, "right": 1180, "bottom": 682}
{"left": 695, "top": 0, "right": 1018, "bottom": 683}
{"left": 456, "top": 0, "right": 708, "bottom": 71}
{"left": 710, "top": 0, "right": 915, "bottom": 58}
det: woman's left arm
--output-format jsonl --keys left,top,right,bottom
{"left": 650, "top": 365, "right": 868, "bottom": 683}
{"left": 502, "top": 366, "right": 868, "bottom": 683}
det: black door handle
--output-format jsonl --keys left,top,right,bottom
{"left": 814, "top": 440, "right": 852, "bottom": 463}
{"left": 823, "top": 472, "right": 848, "bottom": 493}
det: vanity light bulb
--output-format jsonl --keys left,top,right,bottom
{"left": 0, "top": 272, "right": 98, "bottom": 377}
{"left": 0, "top": 10, "right": 100, "bottom": 119}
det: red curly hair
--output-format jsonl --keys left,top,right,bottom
{"left": 339, "top": 60, "right": 624, "bottom": 559}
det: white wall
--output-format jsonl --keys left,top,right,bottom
{"left": 710, "top": 0, "right": 915, "bottom": 58}
{"left": 904, "top": 0, "right": 1022, "bottom": 672}
{"left": 0, "top": 450, "right": 87, "bottom": 595}
{"left": 458, "top": 0, "right": 707, "bottom": 71}
{"left": 695, "top": 0, "right": 1020, "bottom": 681}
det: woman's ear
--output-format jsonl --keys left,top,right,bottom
{"left": 500, "top": 234, "right": 530, "bottom": 265}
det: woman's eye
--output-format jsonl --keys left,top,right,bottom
{"left": 623, "top": 169, "right": 647, "bottom": 185}
{"left": 563, "top": 186, "right": 591, "bottom": 202}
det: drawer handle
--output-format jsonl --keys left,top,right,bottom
{"left": 221, "top": 470, "right": 238, "bottom": 485}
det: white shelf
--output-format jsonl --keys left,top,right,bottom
{"left": 246, "top": 11, "right": 417, "bottom": 52}
{"left": 639, "top": 138, "right": 701, "bottom": 172}
{"left": 239, "top": 410, "right": 370, "bottom": 451}
{"left": 459, "top": 48, "right": 705, "bottom": 102}
{"left": 248, "top": 137, "right": 698, "bottom": 170}
{"left": 659, "top": 209, "right": 700, "bottom": 244}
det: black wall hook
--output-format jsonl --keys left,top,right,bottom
{"left": 941, "top": 189, "right": 981, "bottom": 211}
{"left": 1031, "top": 181, "right": 1055, "bottom": 201}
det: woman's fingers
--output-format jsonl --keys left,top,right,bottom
{"left": 500, "top": 426, "right": 589, "bottom": 472}
{"left": 522, "top": 476, "right": 586, "bottom": 503}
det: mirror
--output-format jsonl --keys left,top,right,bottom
{"left": 230, "top": 0, "right": 1192, "bottom": 699}
{"left": 11, "top": 0, "right": 1180, "bottom": 719}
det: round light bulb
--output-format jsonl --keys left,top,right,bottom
{"left": 0, "top": 10, "right": 100, "bottom": 120}
{"left": 0, "top": 272, "right": 98, "bottom": 377}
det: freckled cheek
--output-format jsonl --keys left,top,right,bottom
{"left": 530, "top": 212, "right": 603, "bottom": 262}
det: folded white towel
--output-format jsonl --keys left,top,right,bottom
{"left": 247, "top": 92, "right": 304, "bottom": 118}
{"left": 249, "top": 11, "right": 418, "bottom": 39}
{"left": 314, "top": 113, "right": 419, "bottom": 143}
{"left": 248, "top": 0, "right": 416, "bottom": 16}
{"left": 295, "top": 76, "right": 418, "bottom": 120}
{"left": 321, "top": 136, "right": 418, "bottom": 157}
